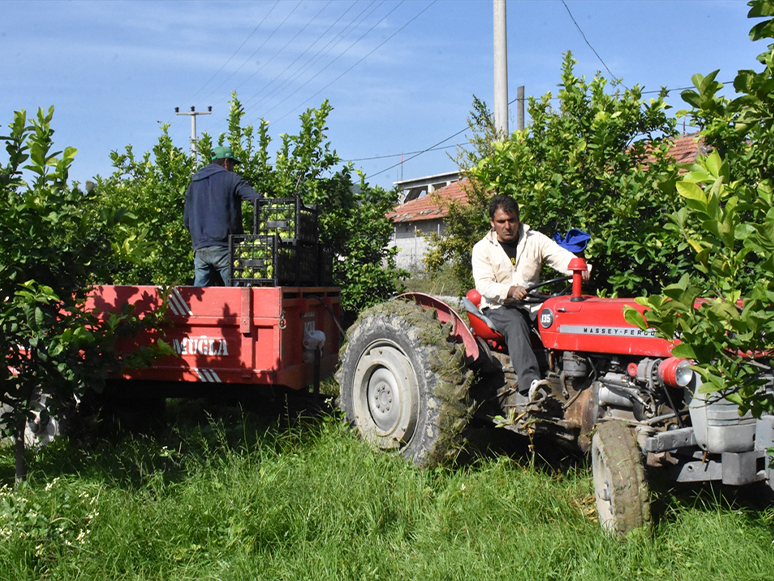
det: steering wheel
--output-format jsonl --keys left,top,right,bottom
{"left": 517, "top": 275, "right": 573, "bottom": 303}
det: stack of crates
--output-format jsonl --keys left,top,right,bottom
{"left": 229, "top": 197, "right": 334, "bottom": 287}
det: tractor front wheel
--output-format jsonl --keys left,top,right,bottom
{"left": 338, "top": 300, "right": 472, "bottom": 468}
{"left": 591, "top": 420, "right": 651, "bottom": 534}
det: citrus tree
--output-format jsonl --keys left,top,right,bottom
{"left": 95, "top": 126, "right": 201, "bottom": 285}
{"left": 0, "top": 107, "right": 161, "bottom": 482}
{"left": 428, "top": 53, "right": 690, "bottom": 298}
{"left": 626, "top": 0, "right": 774, "bottom": 416}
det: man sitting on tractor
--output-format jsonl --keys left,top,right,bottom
{"left": 472, "top": 194, "right": 590, "bottom": 399}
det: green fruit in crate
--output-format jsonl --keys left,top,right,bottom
{"left": 267, "top": 265, "right": 274, "bottom": 277}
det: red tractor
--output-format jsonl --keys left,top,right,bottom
{"left": 337, "top": 259, "right": 774, "bottom": 533}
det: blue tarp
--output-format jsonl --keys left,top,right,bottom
{"left": 553, "top": 228, "right": 591, "bottom": 253}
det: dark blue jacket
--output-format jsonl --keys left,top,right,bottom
{"left": 183, "top": 164, "right": 262, "bottom": 250}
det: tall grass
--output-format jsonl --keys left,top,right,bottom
{"left": 1, "top": 400, "right": 773, "bottom": 580}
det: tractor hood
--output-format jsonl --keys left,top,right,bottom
{"left": 537, "top": 296, "right": 674, "bottom": 358}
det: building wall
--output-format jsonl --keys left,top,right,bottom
{"left": 389, "top": 219, "right": 445, "bottom": 270}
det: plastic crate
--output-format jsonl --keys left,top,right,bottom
{"left": 319, "top": 246, "right": 334, "bottom": 285}
{"left": 229, "top": 235, "right": 321, "bottom": 287}
{"left": 253, "top": 197, "right": 318, "bottom": 243}
{"left": 228, "top": 235, "right": 290, "bottom": 286}
{"left": 291, "top": 242, "right": 319, "bottom": 286}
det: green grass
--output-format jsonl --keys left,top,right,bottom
{"left": 1, "top": 400, "right": 773, "bottom": 580}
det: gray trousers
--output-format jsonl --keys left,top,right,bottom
{"left": 485, "top": 306, "right": 540, "bottom": 393}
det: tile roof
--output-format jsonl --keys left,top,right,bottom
{"left": 387, "top": 134, "right": 708, "bottom": 224}
{"left": 664, "top": 133, "right": 709, "bottom": 165}
{"left": 386, "top": 180, "right": 470, "bottom": 223}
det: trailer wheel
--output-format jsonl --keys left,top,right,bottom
{"left": 1, "top": 392, "right": 69, "bottom": 448}
{"left": 591, "top": 420, "right": 650, "bottom": 534}
{"left": 337, "top": 300, "right": 472, "bottom": 468}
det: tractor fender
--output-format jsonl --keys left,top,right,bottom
{"left": 396, "top": 292, "right": 480, "bottom": 363}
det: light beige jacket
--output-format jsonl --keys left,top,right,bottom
{"left": 472, "top": 224, "right": 579, "bottom": 312}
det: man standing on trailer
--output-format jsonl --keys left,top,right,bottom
{"left": 183, "top": 145, "right": 262, "bottom": 286}
{"left": 472, "top": 194, "right": 589, "bottom": 399}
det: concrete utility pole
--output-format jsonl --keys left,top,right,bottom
{"left": 494, "top": 0, "right": 508, "bottom": 136}
{"left": 517, "top": 85, "right": 524, "bottom": 131}
{"left": 175, "top": 106, "right": 212, "bottom": 162}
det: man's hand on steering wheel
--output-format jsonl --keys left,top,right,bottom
{"left": 507, "top": 285, "right": 529, "bottom": 301}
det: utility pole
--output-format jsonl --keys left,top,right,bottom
{"left": 175, "top": 106, "right": 212, "bottom": 162}
{"left": 494, "top": 0, "right": 508, "bottom": 137}
{"left": 517, "top": 85, "right": 524, "bottom": 131}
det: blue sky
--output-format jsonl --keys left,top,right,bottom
{"left": 1, "top": 0, "right": 766, "bottom": 191}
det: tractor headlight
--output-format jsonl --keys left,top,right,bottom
{"left": 658, "top": 357, "right": 694, "bottom": 388}
{"left": 674, "top": 360, "right": 694, "bottom": 387}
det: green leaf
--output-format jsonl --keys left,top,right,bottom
{"left": 734, "top": 223, "right": 756, "bottom": 239}
{"left": 748, "top": 1, "right": 774, "bottom": 18}
{"left": 703, "top": 151, "right": 723, "bottom": 178}
{"left": 622, "top": 305, "right": 647, "bottom": 330}
{"left": 676, "top": 181, "right": 707, "bottom": 204}
{"left": 681, "top": 90, "right": 703, "bottom": 109}
{"left": 671, "top": 342, "right": 697, "bottom": 359}
{"left": 750, "top": 19, "right": 774, "bottom": 41}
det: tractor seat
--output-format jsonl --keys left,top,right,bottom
{"left": 463, "top": 289, "right": 507, "bottom": 348}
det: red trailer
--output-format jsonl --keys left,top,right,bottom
{"left": 86, "top": 284, "right": 341, "bottom": 393}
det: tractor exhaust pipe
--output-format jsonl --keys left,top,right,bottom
{"left": 568, "top": 257, "right": 588, "bottom": 302}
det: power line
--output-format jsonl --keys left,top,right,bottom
{"left": 367, "top": 126, "right": 470, "bottom": 179}
{"left": 364, "top": 78, "right": 730, "bottom": 178}
{"left": 269, "top": 0, "right": 436, "bottom": 125}
{"left": 243, "top": 1, "right": 361, "bottom": 110}
{"left": 234, "top": 0, "right": 339, "bottom": 99}
{"left": 265, "top": 1, "right": 414, "bottom": 121}
{"left": 170, "top": 1, "right": 282, "bottom": 144}
{"left": 245, "top": 0, "right": 378, "bottom": 111}
{"left": 198, "top": 1, "right": 305, "bottom": 106}
{"left": 561, "top": 0, "right": 628, "bottom": 90}
{"left": 347, "top": 143, "right": 461, "bottom": 162}
{"left": 368, "top": 98, "right": 521, "bottom": 178}
{"left": 368, "top": 91, "right": 529, "bottom": 178}
{"left": 186, "top": 1, "right": 281, "bottom": 105}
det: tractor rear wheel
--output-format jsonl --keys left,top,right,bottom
{"left": 337, "top": 300, "right": 472, "bottom": 468}
{"left": 591, "top": 420, "right": 651, "bottom": 533}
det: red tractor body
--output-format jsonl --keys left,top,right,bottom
{"left": 537, "top": 296, "right": 673, "bottom": 357}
